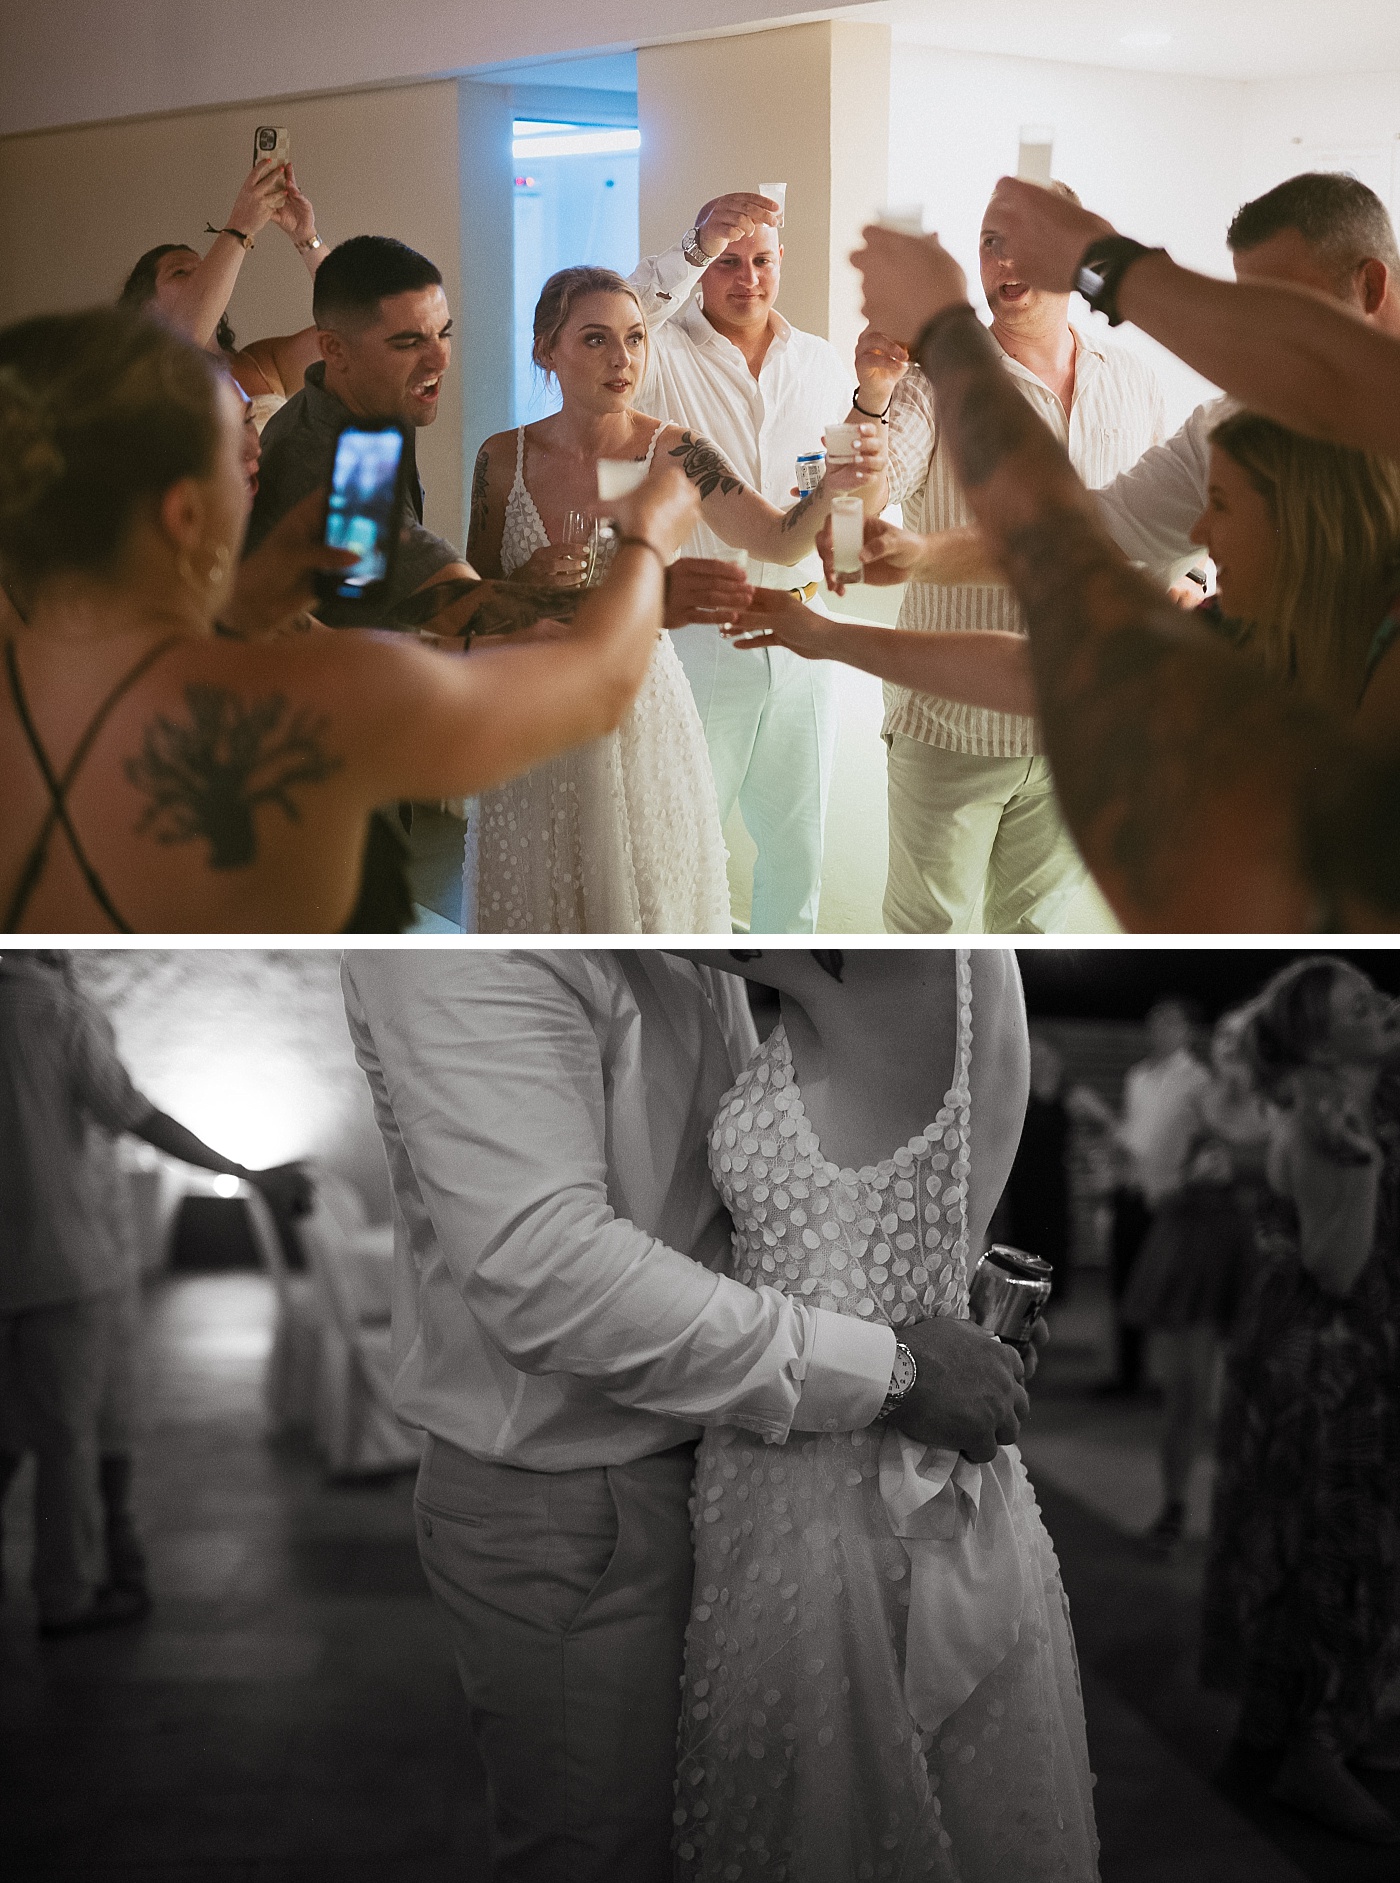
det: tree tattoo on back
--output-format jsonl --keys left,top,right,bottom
{"left": 669, "top": 431, "right": 745, "bottom": 500}
{"left": 124, "top": 684, "right": 342, "bottom": 869}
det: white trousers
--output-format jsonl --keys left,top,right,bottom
{"left": 672, "top": 624, "right": 838, "bottom": 934}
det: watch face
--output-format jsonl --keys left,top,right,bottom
{"left": 892, "top": 1345, "right": 917, "bottom": 1398}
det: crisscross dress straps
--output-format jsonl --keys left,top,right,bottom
{"left": 3, "top": 635, "right": 181, "bottom": 932}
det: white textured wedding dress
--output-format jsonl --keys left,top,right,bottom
{"left": 674, "top": 950, "right": 1100, "bottom": 1882}
{"left": 471, "top": 427, "right": 733, "bottom": 933}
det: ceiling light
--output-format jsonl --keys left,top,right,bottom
{"left": 512, "top": 128, "right": 641, "bottom": 159}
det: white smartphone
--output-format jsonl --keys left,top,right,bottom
{"left": 254, "top": 125, "right": 291, "bottom": 168}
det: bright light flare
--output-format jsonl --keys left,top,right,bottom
{"left": 512, "top": 128, "right": 640, "bottom": 159}
{"left": 212, "top": 1174, "right": 242, "bottom": 1198}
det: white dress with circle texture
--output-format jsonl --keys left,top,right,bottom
{"left": 471, "top": 426, "right": 732, "bottom": 933}
{"left": 675, "top": 951, "right": 1100, "bottom": 1882}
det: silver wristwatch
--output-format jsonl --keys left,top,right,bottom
{"left": 880, "top": 1341, "right": 917, "bottom": 1417}
{"left": 681, "top": 225, "right": 714, "bottom": 269}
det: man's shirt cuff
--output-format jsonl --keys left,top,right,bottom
{"left": 791, "top": 1309, "right": 896, "bottom": 1433}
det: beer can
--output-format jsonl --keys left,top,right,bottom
{"left": 968, "top": 1244, "right": 1053, "bottom": 1346}
{"left": 796, "top": 451, "right": 826, "bottom": 495}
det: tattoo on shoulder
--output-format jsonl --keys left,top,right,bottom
{"left": 124, "top": 685, "right": 341, "bottom": 870}
{"left": 385, "top": 577, "right": 583, "bottom": 638}
{"left": 669, "top": 430, "right": 744, "bottom": 501}
{"left": 468, "top": 445, "right": 491, "bottom": 550}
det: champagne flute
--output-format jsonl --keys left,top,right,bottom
{"left": 562, "top": 508, "right": 596, "bottom": 587}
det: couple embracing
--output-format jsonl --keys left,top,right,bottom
{"left": 342, "top": 950, "right": 1098, "bottom": 1882}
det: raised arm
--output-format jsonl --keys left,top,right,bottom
{"left": 628, "top": 192, "right": 782, "bottom": 330}
{"left": 980, "top": 176, "right": 1400, "bottom": 455}
{"left": 852, "top": 223, "right": 1400, "bottom": 932}
{"left": 234, "top": 167, "right": 328, "bottom": 396}
{"left": 159, "top": 160, "right": 288, "bottom": 349}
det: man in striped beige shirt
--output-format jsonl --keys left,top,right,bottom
{"left": 872, "top": 184, "right": 1168, "bottom": 933}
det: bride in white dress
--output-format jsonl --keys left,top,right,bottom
{"left": 673, "top": 949, "right": 1099, "bottom": 1882}
{"left": 465, "top": 267, "right": 884, "bottom": 933}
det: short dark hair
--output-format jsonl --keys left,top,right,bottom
{"left": 0, "top": 305, "right": 222, "bottom": 599}
{"left": 1227, "top": 172, "right": 1400, "bottom": 280}
{"left": 119, "top": 244, "right": 237, "bottom": 353}
{"left": 312, "top": 236, "right": 443, "bottom": 330}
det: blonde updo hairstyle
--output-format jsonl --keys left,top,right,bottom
{"left": 531, "top": 266, "right": 649, "bottom": 390}
{"left": 0, "top": 306, "right": 223, "bottom": 609}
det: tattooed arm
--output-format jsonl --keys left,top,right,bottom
{"left": 662, "top": 425, "right": 886, "bottom": 567}
{"left": 387, "top": 576, "right": 586, "bottom": 639}
{"left": 853, "top": 225, "right": 1400, "bottom": 931}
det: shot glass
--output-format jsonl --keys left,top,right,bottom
{"left": 597, "top": 458, "right": 648, "bottom": 500}
{"left": 758, "top": 181, "right": 787, "bottom": 227}
{"left": 824, "top": 422, "right": 861, "bottom": 465}
{"left": 877, "top": 204, "right": 925, "bottom": 236}
{"left": 829, "top": 494, "right": 865, "bottom": 583}
{"left": 1017, "top": 125, "right": 1055, "bottom": 186}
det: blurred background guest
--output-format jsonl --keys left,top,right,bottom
{"left": 1075, "top": 998, "right": 1209, "bottom": 1399}
{"left": 1201, "top": 957, "right": 1400, "bottom": 1845}
{"left": 119, "top": 155, "right": 327, "bottom": 430}
{"left": 1120, "top": 1003, "right": 1274, "bottom": 1557}
{"left": 0, "top": 950, "right": 306, "bottom": 1636}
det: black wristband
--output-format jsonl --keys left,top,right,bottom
{"left": 1074, "top": 235, "right": 1165, "bottom": 327}
{"left": 851, "top": 389, "right": 891, "bottom": 422}
{"left": 614, "top": 535, "right": 666, "bottom": 569}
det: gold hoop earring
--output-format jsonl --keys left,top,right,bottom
{"left": 206, "top": 543, "right": 231, "bottom": 589}
{"left": 176, "top": 544, "right": 231, "bottom": 593}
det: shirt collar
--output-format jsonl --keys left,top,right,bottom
{"left": 680, "top": 296, "right": 792, "bottom": 359}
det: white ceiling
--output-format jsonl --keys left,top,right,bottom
{"left": 845, "top": 0, "right": 1400, "bottom": 81}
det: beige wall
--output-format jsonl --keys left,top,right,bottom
{"left": 637, "top": 20, "right": 889, "bottom": 362}
{"left": 0, "top": 82, "right": 466, "bottom": 547}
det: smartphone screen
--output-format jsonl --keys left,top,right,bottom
{"left": 322, "top": 425, "right": 407, "bottom": 600}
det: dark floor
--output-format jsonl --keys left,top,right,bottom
{"left": 1, "top": 1274, "right": 1395, "bottom": 1881}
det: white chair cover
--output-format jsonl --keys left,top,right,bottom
{"left": 243, "top": 1182, "right": 420, "bottom": 1480}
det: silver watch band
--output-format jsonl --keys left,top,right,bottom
{"left": 681, "top": 225, "right": 714, "bottom": 269}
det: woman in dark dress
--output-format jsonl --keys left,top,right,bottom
{"left": 1201, "top": 958, "right": 1400, "bottom": 1846}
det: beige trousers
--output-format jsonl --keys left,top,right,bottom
{"left": 414, "top": 1436, "right": 697, "bottom": 1883}
{"left": 883, "top": 735, "right": 1088, "bottom": 934}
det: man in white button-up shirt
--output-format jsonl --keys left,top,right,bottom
{"left": 629, "top": 197, "right": 884, "bottom": 932}
{"left": 864, "top": 184, "right": 1167, "bottom": 934}
{"left": 342, "top": 949, "right": 1033, "bottom": 1881}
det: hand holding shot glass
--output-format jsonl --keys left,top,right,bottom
{"left": 821, "top": 420, "right": 886, "bottom": 491}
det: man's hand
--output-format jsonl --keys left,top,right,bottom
{"left": 890, "top": 1317, "right": 1030, "bottom": 1462}
{"left": 665, "top": 556, "right": 753, "bottom": 627}
{"left": 982, "top": 178, "right": 1116, "bottom": 294}
{"left": 694, "top": 192, "right": 782, "bottom": 258}
{"left": 854, "top": 327, "right": 910, "bottom": 411}
{"left": 852, "top": 228, "right": 972, "bottom": 350}
{"left": 246, "top": 1161, "right": 314, "bottom": 1218}
{"left": 224, "top": 490, "right": 356, "bottom": 637}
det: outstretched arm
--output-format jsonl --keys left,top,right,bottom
{"left": 665, "top": 425, "right": 886, "bottom": 567}
{"left": 853, "top": 224, "right": 1400, "bottom": 931}
{"left": 725, "top": 589, "right": 1037, "bottom": 714}
{"left": 980, "top": 177, "right": 1400, "bottom": 455}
